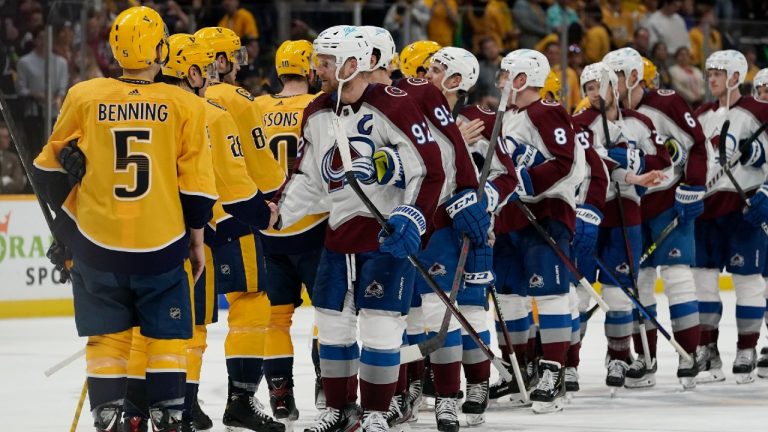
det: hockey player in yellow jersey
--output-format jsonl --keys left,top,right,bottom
{"left": 33, "top": 7, "right": 217, "bottom": 432}
{"left": 253, "top": 39, "right": 326, "bottom": 425}
{"left": 194, "top": 26, "right": 287, "bottom": 432}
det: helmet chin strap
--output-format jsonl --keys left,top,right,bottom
{"left": 626, "top": 72, "right": 638, "bottom": 109}
{"left": 187, "top": 77, "right": 206, "bottom": 96}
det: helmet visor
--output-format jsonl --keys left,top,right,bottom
{"left": 234, "top": 46, "right": 248, "bottom": 66}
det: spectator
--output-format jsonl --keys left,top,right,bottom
{"left": 650, "top": 41, "right": 671, "bottom": 88}
{"left": 669, "top": 46, "right": 704, "bottom": 106}
{"left": 145, "top": 0, "right": 191, "bottom": 34}
{"left": 236, "top": 35, "right": 273, "bottom": 95}
{"left": 546, "top": 0, "right": 579, "bottom": 31}
{"left": 218, "top": 0, "right": 259, "bottom": 39}
{"left": 290, "top": 19, "right": 317, "bottom": 41}
{"left": 602, "top": 0, "right": 636, "bottom": 49}
{"left": 0, "top": 123, "right": 25, "bottom": 194}
{"left": 1, "top": 18, "right": 20, "bottom": 95}
{"left": 473, "top": 36, "right": 502, "bottom": 107}
{"left": 511, "top": 0, "right": 550, "bottom": 50}
{"left": 466, "top": 0, "right": 518, "bottom": 52}
{"left": 568, "top": 44, "right": 585, "bottom": 77}
{"left": 689, "top": 4, "right": 721, "bottom": 68}
{"left": 425, "top": 0, "right": 458, "bottom": 47}
{"left": 744, "top": 46, "right": 760, "bottom": 87}
{"left": 543, "top": 40, "right": 580, "bottom": 113}
{"left": 384, "top": 0, "right": 430, "bottom": 49}
{"left": 581, "top": 5, "right": 610, "bottom": 63}
{"left": 52, "top": 21, "right": 76, "bottom": 87}
{"left": 646, "top": 0, "right": 689, "bottom": 56}
{"left": 629, "top": 27, "right": 651, "bottom": 57}
{"left": 15, "top": 29, "right": 68, "bottom": 155}
{"left": 86, "top": 8, "right": 119, "bottom": 78}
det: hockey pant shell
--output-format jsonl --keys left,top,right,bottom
{"left": 225, "top": 291, "right": 270, "bottom": 391}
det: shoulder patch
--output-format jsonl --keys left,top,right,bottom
{"left": 384, "top": 86, "right": 408, "bottom": 97}
{"left": 478, "top": 105, "right": 494, "bottom": 115}
{"left": 406, "top": 77, "right": 429, "bottom": 86}
{"left": 236, "top": 87, "right": 255, "bottom": 101}
{"left": 657, "top": 89, "right": 676, "bottom": 96}
{"left": 206, "top": 99, "right": 227, "bottom": 111}
{"left": 540, "top": 99, "right": 560, "bottom": 107}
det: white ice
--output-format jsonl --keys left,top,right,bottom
{"left": 1, "top": 290, "right": 767, "bottom": 431}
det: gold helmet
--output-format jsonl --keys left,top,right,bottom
{"left": 162, "top": 34, "right": 217, "bottom": 82}
{"left": 193, "top": 27, "right": 248, "bottom": 65}
{"left": 573, "top": 96, "right": 592, "bottom": 114}
{"left": 540, "top": 70, "right": 562, "bottom": 102}
{"left": 109, "top": 6, "right": 169, "bottom": 69}
{"left": 399, "top": 40, "right": 441, "bottom": 78}
{"left": 642, "top": 56, "right": 659, "bottom": 89}
{"left": 276, "top": 40, "right": 313, "bottom": 77}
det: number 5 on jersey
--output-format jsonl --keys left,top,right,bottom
{"left": 112, "top": 128, "right": 151, "bottom": 200}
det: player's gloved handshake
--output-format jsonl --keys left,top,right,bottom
{"left": 674, "top": 184, "right": 705, "bottom": 224}
{"left": 745, "top": 184, "right": 768, "bottom": 227}
{"left": 573, "top": 204, "right": 602, "bottom": 256}
{"left": 58, "top": 139, "right": 86, "bottom": 185}
{"left": 379, "top": 205, "right": 427, "bottom": 258}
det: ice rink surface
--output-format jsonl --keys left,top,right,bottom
{"left": 2, "top": 290, "right": 767, "bottom": 431}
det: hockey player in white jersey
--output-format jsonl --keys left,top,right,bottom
{"left": 694, "top": 50, "right": 768, "bottom": 385}
{"left": 572, "top": 62, "right": 670, "bottom": 391}
{"left": 752, "top": 68, "right": 768, "bottom": 378}
{"left": 603, "top": 47, "right": 707, "bottom": 388}
{"left": 274, "top": 26, "right": 445, "bottom": 432}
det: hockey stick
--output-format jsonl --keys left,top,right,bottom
{"left": 594, "top": 256, "right": 692, "bottom": 362}
{"left": 44, "top": 347, "right": 86, "bottom": 377}
{"left": 0, "top": 90, "right": 69, "bottom": 282}
{"left": 598, "top": 91, "right": 652, "bottom": 368}
{"left": 70, "top": 379, "right": 88, "bottom": 432}
{"left": 331, "top": 117, "right": 513, "bottom": 382}
{"left": 637, "top": 120, "right": 768, "bottom": 264}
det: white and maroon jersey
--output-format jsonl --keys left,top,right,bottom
{"left": 696, "top": 96, "right": 768, "bottom": 220}
{"left": 634, "top": 89, "right": 708, "bottom": 220}
{"left": 572, "top": 107, "right": 670, "bottom": 227}
{"left": 497, "top": 99, "right": 585, "bottom": 233}
{"left": 573, "top": 124, "right": 609, "bottom": 214}
{"left": 457, "top": 104, "right": 495, "bottom": 167}
{"left": 276, "top": 84, "right": 445, "bottom": 254}
{"left": 395, "top": 78, "right": 478, "bottom": 231}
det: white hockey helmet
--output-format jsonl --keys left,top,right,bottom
{"left": 603, "top": 47, "right": 644, "bottom": 87}
{"left": 360, "top": 26, "right": 396, "bottom": 70}
{"left": 500, "top": 49, "right": 550, "bottom": 89}
{"left": 706, "top": 49, "right": 748, "bottom": 87}
{"left": 313, "top": 25, "right": 373, "bottom": 83}
{"left": 580, "top": 62, "right": 618, "bottom": 98}
{"left": 753, "top": 67, "right": 768, "bottom": 98}
{"left": 430, "top": 47, "right": 479, "bottom": 92}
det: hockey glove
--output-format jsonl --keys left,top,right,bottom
{"left": 379, "top": 205, "right": 427, "bottom": 258}
{"left": 46, "top": 240, "right": 71, "bottom": 283}
{"left": 744, "top": 184, "right": 768, "bottom": 227}
{"left": 446, "top": 189, "right": 492, "bottom": 246}
{"left": 511, "top": 143, "right": 546, "bottom": 168}
{"left": 464, "top": 243, "right": 495, "bottom": 285}
{"left": 509, "top": 167, "right": 534, "bottom": 202}
{"left": 607, "top": 146, "right": 645, "bottom": 175}
{"left": 572, "top": 204, "right": 602, "bottom": 256}
{"left": 59, "top": 139, "right": 86, "bottom": 184}
{"left": 674, "top": 184, "right": 705, "bottom": 224}
{"left": 664, "top": 137, "right": 688, "bottom": 169}
{"left": 739, "top": 138, "right": 766, "bottom": 168}
{"left": 373, "top": 146, "right": 405, "bottom": 188}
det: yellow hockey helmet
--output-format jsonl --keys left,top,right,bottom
{"left": 162, "top": 34, "right": 217, "bottom": 81}
{"left": 276, "top": 40, "right": 313, "bottom": 77}
{"left": 540, "top": 70, "right": 562, "bottom": 102}
{"left": 642, "top": 56, "right": 659, "bottom": 89}
{"left": 573, "top": 96, "right": 592, "bottom": 114}
{"left": 194, "top": 27, "right": 248, "bottom": 65}
{"left": 399, "top": 40, "right": 441, "bottom": 78}
{"left": 109, "top": 6, "right": 169, "bottom": 69}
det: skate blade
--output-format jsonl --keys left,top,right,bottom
{"left": 406, "top": 409, "right": 420, "bottom": 423}
{"left": 343, "top": 420, "right": 361, "bottom": 432}
{"left": 679, "top": 377, "right": 696, "bottom": 390}
{"left": 418, "top": 397, "right": 434, "bottom": 412}
{"left": 609, "top": 386, "right": 620, "bottom": 398}
{"left": 756, "top": 367, "right": 768, "bottom": 379}
{"left": 531, "top": 398, "right": 564, "bottom": 414}
{"left": 564, "top": 392, "right": 574, "bottom": 404}
{"left": 695, "top": 369, "right": 726, "bottom": 384}
{"left": 624, "top": 374, "right": 656, "bottom": 389}
{"left": 464, "top": 413, "right": 486, "bottom": 427}
{"left": 735, "top": 371, "right": 756, "bottom": 384}
{"left": 390, "top": 422, "right": 411, "bottom": 432}
{"left": 278, "top": 418, "right": 295, "bottom": 432}
{"left": 508, "top": 392, "right": 532, "bottom": 408}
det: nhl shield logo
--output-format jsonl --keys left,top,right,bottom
{"left": 669, "top": 248, "right": 682, "bottom": 259}
{"left": 616, "top": 262, "right": 630, "bottom": 275}
{"left": 364, "top": 280, "right": 385, "bottom": 298}
{"left": 429, "top": 263, "right": 447, "bottom": 277}
{"left": 730, "top": 254, "right": 745, "bottom": 267}
{"left": 529, "top": 274, "right": 544, "bottom": 288}
{"left": 169, "top": 307, "right": 181, "bottom": 319}
{"left": 220, "top": 264, "right": 231, "bottom": 275}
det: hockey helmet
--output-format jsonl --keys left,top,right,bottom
{"left": 399, "top": 40, "right": 442, "bottom": 78}
{"left": 429, "top": 47, "right": 479, "bottom": 92}
{"left": 361, "top": 26, "right": 396, "bottom": 70}
{"left": 276, "top": 40, "right": 313, "bottom": 77}
{"left": 194, "top": 27, "right": 248, "bottom": 66}
{"left": 109, "top": 6, "right": 169, "bottom": 69}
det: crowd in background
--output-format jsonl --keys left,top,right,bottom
{"left": 0, "top": 0, "right": 766, "bottom": 194}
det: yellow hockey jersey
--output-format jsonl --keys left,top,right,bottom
{"left": 206, "top": 83, "right": 286, "bottom": 194}
{"left": 253, "top": 93, "right": 328, "bottom": 254}
{"left": 33, "top": 77, "right": 217, "bottom": 274}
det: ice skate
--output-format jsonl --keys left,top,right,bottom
{"left": 269, "top": 378, "right": 299, "bottom": 431}
{"left": 149, "top": 407, "right": 183, "bottom": 432}
{"left": 384, "top": 394, "right": 405, "bottom": 427}
{"left": 223, "top": 391, "right": 285, "bottom": 432}
{"left": 733, "top": 348, "right": 757, "bottom": 384}
{"left": 119, "top": 416, "right": 147, "bottom": 432}
{"left": 303, "top": 406, "right": 358, "bottom": 432}
{"left": 606, "top": 359, "right": 630, "bottom": 396}
{"left": 190, "top": 395, "right": 213, "bottom": 431}
{"left": 695, "top": 343, "right": 725, "bottom": 384}
{"left": 530, "top": 360, "right": 566, "bottom": 414}
{"left": 624, "top": 356, "right": 656, "bottom": 389}
{"left": 434, "top": 396, "right": 460, "bottom": 432}
{"left": 677, "top": 353, "right": 698, "bottom": 390}
{"left": 314, "top": 368, "right": 326, "bottom": 410}
{"left": 564, "top": 367, "right": 579, "bottom": 392}
{"left": 461, "top": 381, "right": 488, "bottom": 426}
{"left": 92, "top": 404, "right": 122, "bottom": 432}
{"left": 361, "top": 411, "right": 388, "bottom": 432}
{"left": 405, "top": 378, "right": 423, "bottom": 422}
{"left": 757, "top": 347, "right": 768, "bottom": 379}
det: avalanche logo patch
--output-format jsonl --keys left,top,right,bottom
{"left": 169, "top": 307, "right": 181, "bottom": 319}
{"left": 616, "top": 262, "right": 630, "bottom": 275}
{"left": 364, "top": 280, "right": 385, "bottom": 298}
{"left": 730, "top": 254, "right": 745, "bottom": 267}
{"left": 321, "top": 136, "right": 377, "bottom": 192}
{"left": 669, "top": 248, "right": 682, "bottom": 259}
{"left": 429, "top": 262, "right": 447, "bottom": 277}
{"left": 406, "top": 77, "right": 429, "bottom": 86}
{"left": 529, "top": 273, "right": 544, "bottom": 288}
{"left": 384, "top": 86, "right": 408, "bottom": 97}
{"left": 657, "top": 89, "right": 676, "bottom": 96}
